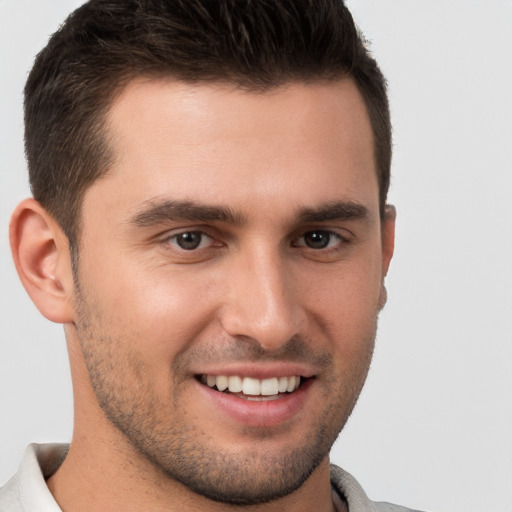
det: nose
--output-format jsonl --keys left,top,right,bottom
{"left": 220, "top": 244, "right": 304, "bottom": 351}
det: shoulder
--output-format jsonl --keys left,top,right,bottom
{"left": 0, "top": 443, "right": 68, "bottom": 511}
{"left": 330, "top": 464, "right": 426, "bottom": 512}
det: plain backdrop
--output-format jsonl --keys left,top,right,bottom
{"left": 1, "top": 2, "right": 511, "bottom": 511}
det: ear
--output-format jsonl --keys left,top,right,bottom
{"left": 381, "top": 204, "right": 396, "bottom": 276}
{"left": 378, "top": 205, "right": 396, "bottom": 310}
{"left": 10, "top": 198, "right": 75, "bottom": 324}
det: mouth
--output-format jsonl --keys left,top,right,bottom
{"left": 194, "top": 370, "right": 316, "bottom": 427}
{"left": 197, "top": 374, "right": 306, "bottom": 401}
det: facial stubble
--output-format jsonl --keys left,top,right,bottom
{"left": 72, "top": 279, "right": 376, "bottom": 506}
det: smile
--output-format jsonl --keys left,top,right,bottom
{"left": 199, "top": 374, "right": 302, "bottom": 400}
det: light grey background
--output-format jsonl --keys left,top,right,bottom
{"left": 1, "top": 2, "right": 511, "bottom": 511}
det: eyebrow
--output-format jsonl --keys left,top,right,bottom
{"left": 128, "top": 198, "right": 370, "bottom": 229}
{"left": 296, "top": 201, "right": 370, "bottom": 224}
{"left": 129, "top": 199, "right": 245, "bottom": 227}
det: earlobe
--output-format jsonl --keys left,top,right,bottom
{"left": 9, "top": 198, "right": 75, "bottom": 324}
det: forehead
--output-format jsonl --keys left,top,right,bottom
{"left": 87, "top": 78, "right": 378, "bottom": 222}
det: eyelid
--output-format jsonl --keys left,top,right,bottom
{"left": 159, "top": 227, "right": 222, "bottom": 251}
{"left": 156, "top": 224, "right": 215, "bottom": 240}
{"left": 293, "top": 228, "right": 351, "bottom": 247}
{"left": 290, "top": 228, "right": 354, "bottom": 264}
{"left": 170, "top": 230, "right": 214, "bottom": 250}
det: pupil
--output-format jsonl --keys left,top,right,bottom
{"left": 305, "top": 231, "right": 330, "bottom": 249}
{"left": 177, "top": 232, "right": 201, "bottom": 250}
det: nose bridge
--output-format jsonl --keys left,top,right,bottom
{"left": 221, "top": 241, "right": 301, "bottom": 349}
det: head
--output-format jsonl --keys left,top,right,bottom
{"left": 24, "top": 0, "right": 391, "bottom": 252}
{"left": 12, "top": 0, "right": 395, "bottom": 508}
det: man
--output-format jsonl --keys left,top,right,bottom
{"left": 0, "top": 0, "right": 417, "bottom": 510}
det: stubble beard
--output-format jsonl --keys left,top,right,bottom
{"left": 73, "top": 282, "right": 376, "bottom": 506}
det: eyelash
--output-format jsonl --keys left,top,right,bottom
{"left": 293, "top": 230, "right": 348, "bottom": 251}
{"left": 162, "top": 228, "right": 350, "bottom": 254}
{"left": 165, "top": 230, "right": 217, "bottom": 251}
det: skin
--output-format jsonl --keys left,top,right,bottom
{"left": 10, "top": 78, "right": 395, "bottom": 512}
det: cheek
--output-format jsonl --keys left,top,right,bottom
{"left": 300, "top": 258, "right": 382, "bottom": 358}
{"left": 303, "top": 256, "right": 383, "bottom": 322}
{"left": 78, "top": 254, "right": 221, "bottom": 362}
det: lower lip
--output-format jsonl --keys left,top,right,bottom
{"left": 195, "top": 378, "right": 313, "bottom": 428}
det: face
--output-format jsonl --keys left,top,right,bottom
{"left": 70, "top": 78, "right": 394, "bottom": 505}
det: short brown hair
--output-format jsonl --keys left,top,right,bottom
{"left": 25, "top": 0, "right": 391, "bottom": 246}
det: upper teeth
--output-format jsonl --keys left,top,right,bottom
{"left": 202, "top": 375, "right": 301, "bottom": 396}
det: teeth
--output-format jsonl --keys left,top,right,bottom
{"left": 261, "top": 377, "right": 279, "bottom": 396}
{"left": 242, "top": 377, "right": 261, "bottom": 396}
{"left": 227, "top": 375, "right": 242, "bottom": 393}
{"left": 278, "top": 376, "right": 289, "bottom": 393}
{"left": 202, "top": 375, "right": 302, "bottom": 396}
{"left": 216, "top": 375, "right": 228, "bottom": 391}
{"left": 286, "top": 376, "right": 297, "bottom": 393}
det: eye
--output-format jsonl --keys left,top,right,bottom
{"left": 169, "top": 231, "right": 213, "bottom": 251}
{"left": 296, "top": 230, "right": 343, "bottom": 250}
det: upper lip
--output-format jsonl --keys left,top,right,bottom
{"left": 192, "top": 362, "right": 318, "bottom": 380}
